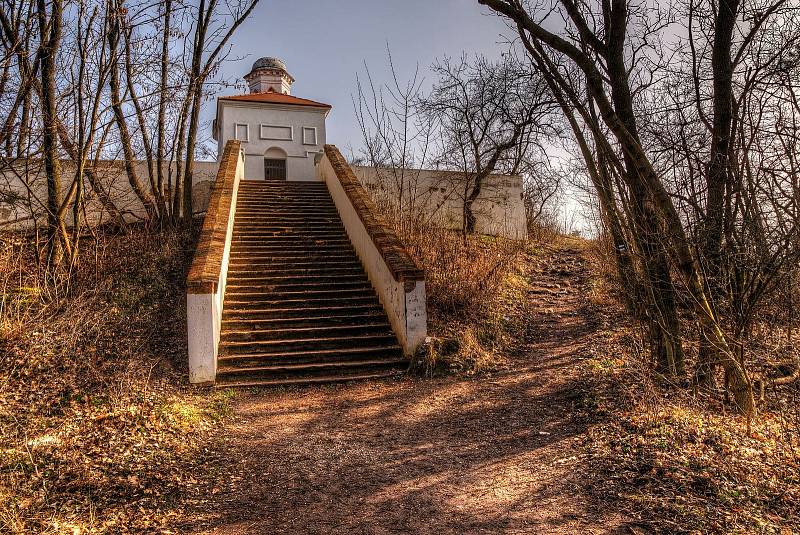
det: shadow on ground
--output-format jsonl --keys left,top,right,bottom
{"left": 181, "top": 246, "right": 629, "bottom": 535}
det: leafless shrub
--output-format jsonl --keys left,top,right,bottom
{"left": 400, "top": 222, "right": 523, "bottom": 323}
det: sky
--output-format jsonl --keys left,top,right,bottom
{"left": 207, "top": 0, "right": 591, "bottom": 234}
{"left": 208, "top": 0, "right": 513, "bottom": 149}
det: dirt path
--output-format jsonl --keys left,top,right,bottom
{"left": 185, "top": 245, "right": 628, "bottom": 534}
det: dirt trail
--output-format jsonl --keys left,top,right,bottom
{"left": 186, "top": 244, "right": 628, "bottom": 534}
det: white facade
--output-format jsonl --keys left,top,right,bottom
{"left": 213, "top": 57, "right": 330, "bottom": 182}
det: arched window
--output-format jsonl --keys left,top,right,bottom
{"left": 264, "top": 147, "right": 288, "bottom": 180}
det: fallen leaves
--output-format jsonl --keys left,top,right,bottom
{"left": 0, "top": 229, "right": 231, "bottom": 533}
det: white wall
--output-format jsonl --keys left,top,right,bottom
{"left": 352, "top": 166, "right": 527, "bottom": 240}
{"left": 0, "top": 160, "right": 219, "bottom": 230}
{"left": 217, "top": 101, "right": 327, "bottom": 181}
{"left": 319, "top": 154, "right": 427, "bottom": 355}
{"left": 1, "top": 160, "right": 526, "bottom": 240}
{"left": 187, "top": 146, "right": 245, "bottom": 384}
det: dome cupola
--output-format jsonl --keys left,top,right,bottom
{"left": 244, "top": 56, "right": 294, "bottom": 95}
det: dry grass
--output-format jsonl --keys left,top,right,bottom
{"left": 580, "top": 238, "right": 800, "bottom": 534}
{"left": 394, "top": 221, "right": 528, "bottom": 375}
{"left": 0, "top": 227, "right": 229, "bottom": 534}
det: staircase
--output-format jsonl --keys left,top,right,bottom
{"left": 216, "top": 179, "right": 407, "bottom": 388}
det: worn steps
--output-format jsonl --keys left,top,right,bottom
{"left": 216, "top": 179, "right": 405, "bottom": 388}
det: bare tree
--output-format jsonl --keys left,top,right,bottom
{"left": 421, "top": 54, "right": 554, "bottom": 235}
{"left": 179, "top": 0, "right": 262, "bottom": 223}
{"left": 36, "top": 0, "right": 64, "bottom": 266}
{"left": 477, "top": 0, "right": 780, "bottom": 415}
{"left": 0, "top": 0, "right": 262, "bottom": 269}
{"left": 353, "top": 47, "right": 433, "bottom": 227}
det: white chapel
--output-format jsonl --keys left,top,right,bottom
{"left": 212, "top": 57, "right": 331, "bottom": 181}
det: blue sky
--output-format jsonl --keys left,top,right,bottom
{"left": 208, "top": 0, "right": 512, "bottom": 149}
{"left": 206, "top": 1, "right": 590, "bottom": 233}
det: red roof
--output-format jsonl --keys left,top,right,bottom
{"left": 219, "top": 92, "right": 331, "bottom": 109}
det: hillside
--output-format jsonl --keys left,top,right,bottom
{"left": 0, "top": 228, "right": 797, "bottom": 533}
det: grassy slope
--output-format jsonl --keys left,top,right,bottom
{"left": 579, "top": 242, "right": 800, "bottom": 534}
{"left": 0, "top": 229, "right": 232, "bottom": 533}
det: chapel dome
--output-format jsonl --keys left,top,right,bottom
{"left": 250, "top": 57, "right": 287, "bottom": 73}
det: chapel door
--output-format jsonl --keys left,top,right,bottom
{"left": 264, "top": 158, "right": 287, "bottom": 180}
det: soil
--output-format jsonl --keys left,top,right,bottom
{"left": 183, "top": 244, "right": 631, "bottom": 534}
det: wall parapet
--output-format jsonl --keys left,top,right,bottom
{"left": 320, "top": 145, "right": 426, "bottom": 356}
{"left": 186, "top": 139, "right": 243, "bottom": 384}
{"left": 187, "top": 140, "right": 242, "bottom": 294}
{"left": 323, "top": 145, "right": 424, "bottom": 282}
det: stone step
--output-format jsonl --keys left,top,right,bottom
{"left": 233, "top": 213, "right": 339, "bottom": 219}
{"left": 236, "top": 197, "right": 333, "bottom": 203}
{"left": 237, "top": 190, "right": 330, "bottom": 194}
{"left": 221, "top": 311, "right": 387, "bottom": 330}
{"left": 230, "top": 250, "right": 355, "bottom": 259}
{"left": 236, "top": 198, "right": 335, "bottom": 207}
{"left": 226, "top": 272, "right": 368, "bottom": 285}
{"left": 222, "top": 303, "right": 384, "bottom": 320}
{"left": 231, "top": 241, "right": 352, "bottom": 249}
{"left": 231, "top": 235, "right": 351, "bottom": 244}
{"left": 218, "top": 333, "right": 399, "bottom": 355}
{"left": 232, "top": 226, "right": 345, "bottom": 233}
{"left": 217, "top": 344, "right": 403, "bottom": 368}
{"left": 236, "top": 199, "right": 333, "bottom": 205}
{"left": 239, "top": 188, "right": 329, "bottom": 191}
{"left": 233, "top": 228, "right": 346, "bottom": 236}
{"left": 239, "top": 185, "right": 329, "bottom": 189}
{"left": 231, "top": 238, "right": 351, "bottom": 246}
{"left": 232, "top": 222, "right": 345, "bottom": 230}
{"left": 225, "top": 280, "right": 372, "bottom": 294}
{"left": 229, "top": 251, "right": 354, "bottom": 261}
{"left": 239, "top": 181, "right": 328, "bottom": 187}
{"left": 235, "top": 212, "right": 341, "bottom": 219}
{"left": 232, "top": 230, "right": 348, "bottom": 238}
{"left": 237, "top": 194, "right": 333, "bottom": 198}
{"left": 231, "top": 246, "right": 353, "bottom": 254}
{"left": 216, "top": 358, "right": 405, "bottom": 385}
{"left": 233, "top": 218, "right": 343, "bottom": 226}
{"left": 220, "top": 322, "right": 392, "bottom": 342}
{"left": 231, "top": 238, "right": 350, "bottom": 245}
{"left": 235, "top": 203, "right": 337, "bottom": 210}
{"left": 228, "top": 253, "right": 357, "bottom": 265}
{"left": 234, "top": 214, "right": 339, "bottom": 221}
{"left": 238, "top": 185, "right": 328, "bottom": 190}
{"left": 224, "top": 287, "right": 375, "bottom": 300}
{"left": 223, "top": 294, "right": 379, "bottom": 309}
{"left": 226, "top": 263, "right": 364, "bottom": 274}
{"left": 235, "top": 211, "right": 339, "bottom": 217}
{"left": 236, "top": 198, "right": 333, "bottom": 204}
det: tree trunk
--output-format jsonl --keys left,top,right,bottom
{"left": 156, "top": 0, "right": 172, "bottom": 221}
{"left": 605, "top": 0, "right": 685, "bottom": 377}
{"left": 696, "top": 0, "right": 741, "bottom": 390}
{"left": 37, "top": 0, "right": 64, "bottom": 267}
{"left": 107, "top": 0, "right": 155, "bottom": 220}
{"left": 123, "top": 19, "right": 160, "bottom": 220}
{"left": 464, "top": 172, "right": 486, "bottom": 234}
{"left": 182, "top": 82, "right": 203, "bottom": 223}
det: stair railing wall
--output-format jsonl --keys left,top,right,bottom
{"left": 319, "top": 145, "right": 427, "bottom": 356}
{"left": 186, "top": 140, "right": 245, "bottom": 383}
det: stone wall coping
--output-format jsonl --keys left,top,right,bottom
{"left": 324, "top": 144, "right": 424, "bottom": 283}
{"left": 186, "top": 140, "right": 241, "bottom": 294}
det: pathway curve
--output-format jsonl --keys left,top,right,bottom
{"left": 187, "top": 243, "right": 628, "bottom": 534}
